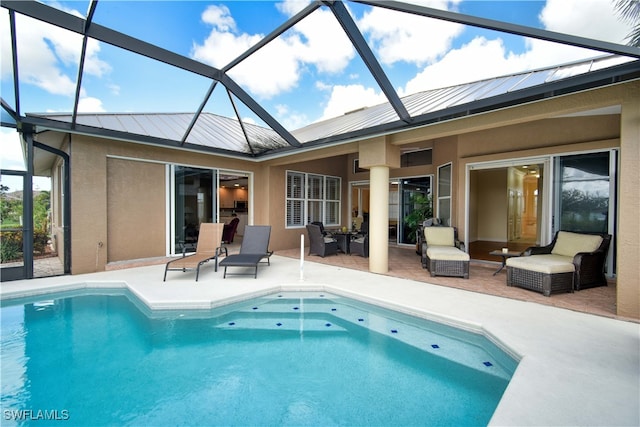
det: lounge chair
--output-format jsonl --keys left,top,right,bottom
{"left": 506, "top": 231, "right": 611, "bottom": 296}
{"left": 219, "top": 225, "right": 272, "bottom": 278}
{"left": 306, "top": 223, "right": 338, "bottom": 257}
{"left": 163, "top": 223, "right": 226, "bottom": 281}
{"left": 421, "top": 226, "right": 469, "bottom": 278}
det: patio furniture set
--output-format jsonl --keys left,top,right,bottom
{"left": 420, "top": 225, "right": 611, "bottom": 297}
{"left": 164, "top": 219, "right": 610, "bottom": 299}
{"left": 306, "top": 222, "right": 369, "bottom": 258}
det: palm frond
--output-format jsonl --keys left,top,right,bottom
{"left": 615, "top": 0, "right": 640, "bottom": 47}
{"left": 615, "top": 0, "right": 640, "bottom": 21}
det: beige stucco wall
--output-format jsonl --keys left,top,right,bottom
{"left": 265, "top": 155, "right": 351, "bottom": 251}
{"left": 42, "top": 80, "right": 638, "bottom": 318}
{"left": 68, "top": 135, "right": 265, "bottom": 274}
{"left": 106, "top": 158, "right": 166, "bottom": 262}
{"left": 617, "top": 84, "right": 640, "bottom": 319}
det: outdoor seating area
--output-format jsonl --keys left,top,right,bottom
{"left": 506, "top": 231, "right": 611, "bottom": 297}
{"left": 276, "top": 244, "right": 619, "bottom": 320}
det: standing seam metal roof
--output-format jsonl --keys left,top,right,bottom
{"left": 32, "top": 55, "right": 639, "bottom": 157}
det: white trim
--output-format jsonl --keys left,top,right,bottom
{"left": 165, "top": 164, "right": 171, "bottom": 257}
{"left": 464, "top": 148, "right": 618, "bottom": 258}
{"left": 608, "top": 148, "right": 618, "bottom": 277}
{"left": 168, "top": 164, "right": 176, "bottom": 256}
{"left": 285, "top": 169, "right": 342, "bottom": 229}
{"left": 437, "top": 162, "right": 452, "bottom": 225}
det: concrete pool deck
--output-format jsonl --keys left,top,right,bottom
{"left": 1, "top": 254, "right": 639, "bottom": 426}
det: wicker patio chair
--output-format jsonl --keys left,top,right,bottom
{"left": 421, "top": 226, "right": 469, "bottom": 279}
{"left": 506, "top": 231, "right": 611, "bottom": 296}
{"left": 350, "top": 222, "right": 369, "bottom": 258}
{"left": 306, "top": 224, "right": 338, "bottom": 257}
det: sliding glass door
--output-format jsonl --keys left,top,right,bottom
{"left": 351, "top": 176, "right": 431, "bottom": 246}
{"left": 554, "top": 150, "right": 616, "bottom": 275}
{"left": 173, "top": 166, "right": 217, "bottom": 253}
{"left": 554, "top": 151, "right": 614, "bottom": 234}
{"left": 398, "top": 177, "right": 432, "bottom": 244}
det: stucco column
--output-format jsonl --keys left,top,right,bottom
{"left": 369, "top": 165, "right": 389, "bottom": 273}
{"left": 358, "top": 136, "right": 400, "bottom": 274}
{"left": 617, "top": 83, "right": 640, "bottom": 319}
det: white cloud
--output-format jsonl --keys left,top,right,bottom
{"left": 191, "top": 3, "right": 354, "bottom": 99}
{"left": 275, "top": 0, "right": 312, "bottom": 17}
{"left": 539, "top": 0, "right": 631, "bottom": 44}
{"left": 400, "top": 0, "right": 635, "bottom": 97}
{"left": 0, "top": 6, "right": 109, "bottom": 102}
{"left": 318, "top": 84, "right": 387, "bottom": 121}
{"left": 0, "top": 128, "right": 25, "bottom": 171}
{"left": 402, "top": 37, "right": 524, "bottom": 94}
{"left": 358, "top": 0, "right": 464, "bottom": 66}
{"left": 275, "top": 103, "right": 309, "bottom": 130}
{"left": 77, "top": 97, "right": 106, "bottom": 113}
{"left": 0, "top": 130, "right": 51, "bottom": 191}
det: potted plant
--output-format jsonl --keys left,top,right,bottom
{"left": 403, "top": 193, "right": 433, "bottom": 244}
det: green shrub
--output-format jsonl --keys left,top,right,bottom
{"left": 33, "top": 230, "right": 49, "bottom": 254}
{"left": 0, "top": 231, "right": 23, "bottom": 262}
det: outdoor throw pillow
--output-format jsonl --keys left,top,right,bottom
{"left": 551, "top": 231, "right": 603, "bottom": 258}
{"left": 425, "top": 227, "right": 455, "bottom": 247}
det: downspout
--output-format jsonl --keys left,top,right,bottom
{"left": 22, "top": 132, "right": 34, "bottom": 278}
{"left": 33, "top": 139, "right": 71, "bottom": 274}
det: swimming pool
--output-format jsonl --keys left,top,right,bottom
{"left": 1, "top": 290, "right": 517, "bottom": 426}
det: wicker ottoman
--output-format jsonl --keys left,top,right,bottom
{"left": 423, "top": 246, "right": 470, "bottom": 279}
{"left": 506, "top": 255, "right": 574, "bottom": 297}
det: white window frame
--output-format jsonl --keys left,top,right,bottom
{"left": 437, "top": 162, "right": 452, "bottom": 226}
{"left": 286, "top": 170, "right": 341, "bottom": 228}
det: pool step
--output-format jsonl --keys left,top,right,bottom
{"left": 223, "top": 296, "right": 516, "bottom": 381}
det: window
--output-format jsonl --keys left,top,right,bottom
{"left": 555, "top": 152, "right": 612, "bottom": 234}
{"left": 437, "top": 163, "right": 452, "bottom": 226}
{"left": 401, "top": 149, "right": 432, "bottom": 167}
{"left": 286, "top": 171, "right": 341, "bottom": 227}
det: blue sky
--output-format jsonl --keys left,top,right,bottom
{"left": 0, "top": 0, "right": 635, "bottom": 178}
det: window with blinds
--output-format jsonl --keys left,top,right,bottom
{"left": 286, "top": 171, "right": 341, "bottom": 228}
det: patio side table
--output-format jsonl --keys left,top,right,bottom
{"left": 489, "top": 250, "right": 522, "bottom": 275}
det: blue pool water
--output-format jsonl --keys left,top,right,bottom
{"left": 1, "top": 290, "right": 517, "bottom": 426}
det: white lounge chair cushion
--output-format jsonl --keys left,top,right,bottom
{"left": 324, "top": 237, "right": 336, "bottom": 243}
{"left": 551, "top": 231, "right": 603, "bottom": 258}
{"left": 507, "top": 254, "right": 575, "bottom": 274}
{"left": 424, "top": 227, "right": 455, "bottom": 247}
{"left": 426, "top": 245, "right": 470, "bottom": 261}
